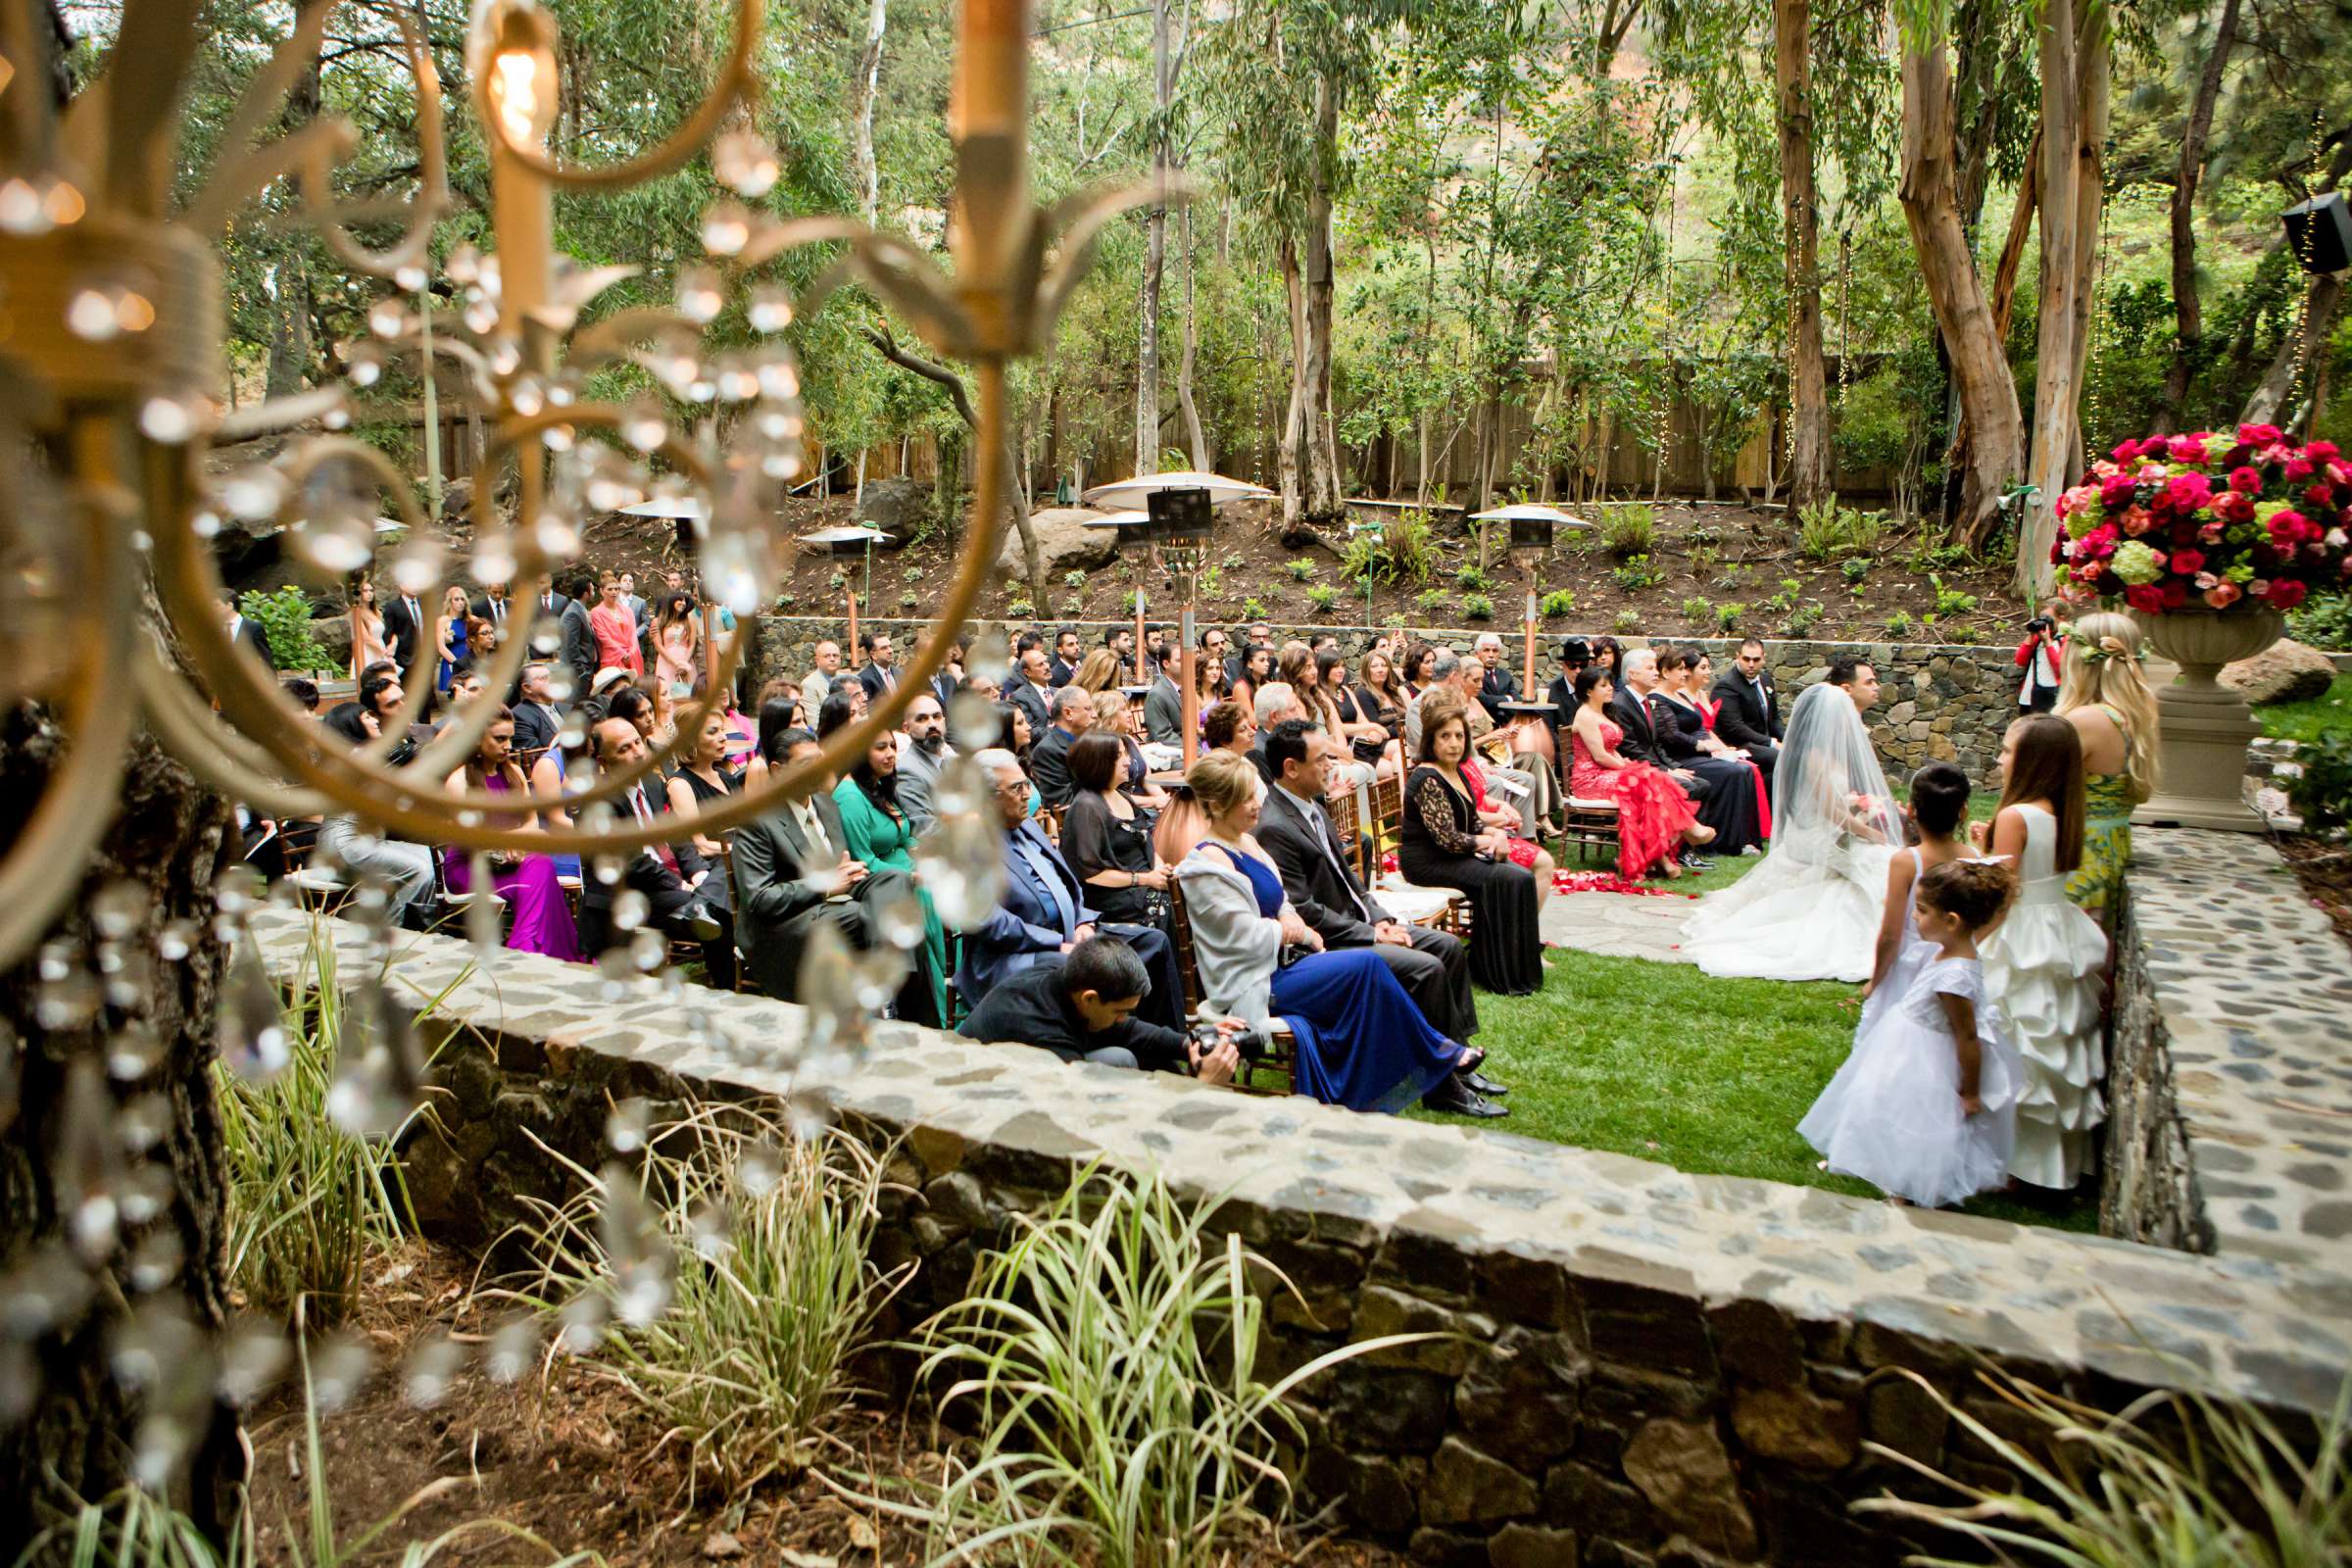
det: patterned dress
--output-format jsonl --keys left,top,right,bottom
{"left": 2065, "top": 704, "right": 2136, "bottom": 923}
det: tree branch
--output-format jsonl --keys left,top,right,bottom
{"left": 863, "top": 326, "right": 978, "bottom": 427}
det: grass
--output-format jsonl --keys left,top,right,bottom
{"left": 2257, "top": 671, "right": 2352, "bottom": 744}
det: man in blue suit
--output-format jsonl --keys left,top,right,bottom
{"left": 957, "top": 748, "right": 1185, "bottom": 1034}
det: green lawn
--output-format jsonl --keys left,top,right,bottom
{"left": 2258, "top": 671, "right": 2352, "bottom": 744}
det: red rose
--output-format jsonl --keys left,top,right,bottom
{"left": 2101, "top": 474, "right": 2140, "bottom": 510}
{"left": 2307, "top": 440, "right": 2340, "bottom": 462}
{"left": 2165, "top": 471, "right": 2214, "bottom": 511}
{"left": 2124, "top": 584, "right": 2166, "bottom": 612}
{"left": 2160, "top": 579, "right": 2189, "bottom": 610}
{"left": 2167, "top": 434, "right": 2210, "bottom": 465}
{"left": 2239, "top": 422, "right": 2284, "bottom": 447}
{"left": 2307, "top": 483, "right": 2335, "bottom": 508}
{"left": 2265, "top": 579, "right": 2309, "bottom": 610}
{"left": 2110, "top": 438, "right": 2143, "bottom": 464}
{"left": 2170, "top": 548, "right": 2206, "bottom": 575}
{"left": 2215, "top": 491, "right": 2256, "bottom": 522}
{"left": 2049, "top": 536, "right": 2069, "bottom": 564}
{"left": 2229, "top": 466, "right": 2263, "bottom": 493}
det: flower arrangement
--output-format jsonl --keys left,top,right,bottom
{"left": 2051, "top": 424, "right": 2352, "bottom": 614}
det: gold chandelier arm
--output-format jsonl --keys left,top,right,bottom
{"left": 472, "top": 0, "right": 765, "bottom": 193}
{"left": 564, "top": 307, "right": 707, "bottom": 371}
{"left": 0, "top": 416, "right": 142, "bottom": 971}
{"left": 215, "top": 387, "right": 349, "bottom": 443}
{"left": 732, "top": 216, "right": 871, "bottom": 272}
{"left": 298, "top": 12, "right": 447, "bottom": 279}
{"left": 181, "top": 117, "right": 355, "bottom": 240}
{"left": 134, "top": 650, "right": 333, "bottom": 819}
{"left": 1034, "top": 179, "right": 1188, "bottom": 340}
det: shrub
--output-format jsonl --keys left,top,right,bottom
{"left": 828, "top": 568, "right": 847, "bottom": 590}
{"left": 872, "top": 1165, "right": 1426, "bottom": 1567}
{"left": 1841, "top": 556, "right": 1871, "bottom": 583}
{"left": 1455, "top": 564, "right": 1493, "bottom": 592}
{"left": 1844, "top": 507, "right": 1888, "bottom": 555}
{"left": 1197, "top": 565, "right": 1222, "bottom": 599}
{"left": 1795, "top": 497, "right": 1848, "bottom": 562}
{"left": 1242, "top": 596, "right": 1266, "bottom": 620}
{"left": 2287, "top": 730, "right": 2352, "bottom": 830}
{"left": 1339, "top": 508, "right": 1440, "bottom": 587}
{"left": 1416, "top": 588, "right": 1451, "bottom": 613}
{"left": 1886, "top": 609, "right": 1913, "bottom": 637}
{"left": 1600, "top": 503, "right": 1656, "bottom": 557}
{"left": 1121, "top": 588, "right": 1142, "bottom": 613}
{"left": 1764, "top": 577, "right": 1802, "bottom": 612}
{"left": 508, "top": 1106, "right": 902, "bottom": 1498}
{"left": 1306, "top": 583, "right": 1338, "bottom": 612}
{"left": 1716, "top": 602, "right": 1744, "bottom": 632}
{"left": 1682, "top": 595, "right": 1713, "bottom": 623}
{"left": 1063, "top": 568, "right": 1088, "bottom": 590}
{"left": 238, "top": 585, "right": 337, "bottom": 674}
{"left": 1285, "top": 559, "right": 1315, "bottom": 582}
{"left": 2288, "top": 590, "right": 2352, "bottom": 650}
{"left": 1786, "top": 603, "right": 1824, "bottom": 636}
{"left": 898, "top": 590, "right": 918, "bottom": 610}
{"left": 1007, "top": 597, "right": 1035, "bottom": 618}
{"left": 1462, "top": 594, "right": 1494, "bottom": 620}
{"left": 1930, "top": 572, "right": 1978, "bottom": 619}
{"left": 1542, "top": 589, "right": 1576, "bottom": 617}
{"left": 1614, "top": 608, "right": 1641, "bottom": 633}
{"left": 1611, "top": 554, "right": 1662, "bottom": 593}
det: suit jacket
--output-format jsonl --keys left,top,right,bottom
{"left": 1608, "top": 686, "right": 1670, "bottom": 766}
{"left": 930, "top": 671, "right": 960, "bottom": 711}
{"left": 1030, "top": 725, "right": 1079, "bottom": 808}
{"left": 1143, "top": 674, "right": 1185, "bottom": 747}
{"left": 1477, "top": 666, "right": 1520, "bottom": 723}
{"left": 1255, "top": 782, "right": 1387, "bottom": 948}
{"left": 1403, "top": 684, "right": 1493, "bottom": 760}
{"left": 511, "top": 700, "right": 562, "bottom": 756}
{"left": 896, "top": 738, "right": 951, "bottom": 835}
{"left": 956, "top": 960, "right": 1188, "bottom": 1068}
{"left": 958, "top": 819, "right": 1096, "bottom": 999}
{"left": 557, "top": 600, "right": 596, "bottom": 691}
{"left": 1008, "top": 679, "right": 1054, "bottom": 736}
{"left": 381, "top": 595, "right": 427, "bottom": 673}
{"left": 731, "top": 791, "right": 867, "bottom": 998}
{"left": 229, "top": 614, "right": 275, "bottom": 669}
{"left": 1050, "top": 656, "right": 1079, "bottom": 688}
{"left": 581, "top": 783, "right": 712, "bottom": 919}
{"left": 1709, "top": 671, "right": 1782, "bottom": 748}
{"left": 857, "top": 662, "right": 898, "bottom": 702}
{"left": 469, "top": 595, "right": 514, "bottom": 634}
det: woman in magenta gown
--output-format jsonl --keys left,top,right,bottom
{"left": 443, "top": 707, "right": 584, "bottom": 962}
{"left": 1565, "top": 665, "right": 1711, "bottom": 880}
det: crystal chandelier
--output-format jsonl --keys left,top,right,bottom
{"left": 0, "top": 0, "right": 1164, "bottom": 975}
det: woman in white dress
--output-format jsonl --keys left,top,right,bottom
{"left": 1681, "top": 680, "right": 1901, "bottom": 982}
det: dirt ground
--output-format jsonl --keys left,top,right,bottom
{"left": 2278, "top": 835, "right": 2352, "bottom": 955}
{"left": 239, "top": 1241, "right": 1402, "bottom": 1568}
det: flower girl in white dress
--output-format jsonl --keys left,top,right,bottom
{"left": 1800, "top": 859, "right": 2025, "bottom": 1208}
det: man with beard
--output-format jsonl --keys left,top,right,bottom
{"left": 896, "top": 691, "right": 954, "bottom": 835}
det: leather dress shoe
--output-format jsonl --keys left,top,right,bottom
{"left": 1424, "top": 1073, "right": 1508, "bottom": 1118}
{"left": 679, "top": 902, "right": 724, "bottom": 943}
{"left": 1463, "top": 1068, "right": 1510, "bottom": 1097}
{"left": 1678, "top": 851, "right": 1714, "bottom": 872}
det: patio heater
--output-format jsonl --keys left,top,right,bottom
{"left": 1472, "top": 504, "right": 1589, "bottom": 696}
{"left": 800, "top": 524, "right": 893, "bottom": 650}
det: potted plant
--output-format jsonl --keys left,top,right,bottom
{"left": 2051, "top": 423, "right": 2352, "bottom": 828}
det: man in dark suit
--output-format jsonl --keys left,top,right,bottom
{"left": 958, "top": 937, "right": 1242, "bottom": 1080}
{"left": 1256, "top": 721, "right": 1491, "bottom": 1063}
{"left": 1049, "top": 628, "right": 1083, "bottom": 687}
{"left": 730, "top": 728, "right": 917, "bottom": 1001}
{"left": 380, "top": 586, "right": 428, "bottom": 680}
{"left": 221, "top": 594, "right": 276, "bottom": 669}
{"left": 1143, "top": 660, "right": 1185, "bottom": 748}
{"left": 469, "top": 582, "right": 513, "bottom": 638}
{"left": 510, "top": 662, "right": 563, "bottom": 757}
{"left": 1709, "top": 636, "right": 1783, "bottom": 781}
{"left": 1608, "top": 647, "right": 1676, "bottom": 768}
{"left": 549, "top": 573, "right": 596, "bottom": 699}
{"left": 1008, "top": 647, "right": 1055, "bottom": 737}
{"left": 855, "top": 629, "right": 901, "bottom": 703}
{"left": 582, "top": 719, "right": 732, "bottom": 983}
{"left": 1028, "top": 685, "right": 1094, "bottom": 808}
{"left": 958, "top": 748, "right": 1183, "bottom": 1033}
{"left": 1473, "top": 632, "right": 1520, "bottom": 723}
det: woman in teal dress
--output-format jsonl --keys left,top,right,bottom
{"left": 2054, "top": 611, "right": 2160, "bottom": 926}
{"left": 820, "top": 694, "right": 949, "bottom": 1025}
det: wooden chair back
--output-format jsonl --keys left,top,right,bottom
{"left": 1164, "top": 873, "right": 1206, "bottom": 1014}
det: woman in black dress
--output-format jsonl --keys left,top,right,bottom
{"left": 1650, "top": 645, "right": 1767, "bottom": 856}
{"left": 1397, "top": 708, "right": 1543, "bottom": 995}
{"left": 1059, "top": 731, "right": 1172, "bottom": 932}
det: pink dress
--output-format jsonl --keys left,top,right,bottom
{"left": 590, "top": 603, "right": 643, "bottom": 676}
{"left": 656, "top": 621, "right": 695, "bottom": 690}
{"left": 1459, "top": 760, "right": 1543, "bottom": 871}
{"left": 1569, "top": 717, "right": 1700, "bottom": 880}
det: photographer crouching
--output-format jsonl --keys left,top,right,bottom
{"left": 957, "top": 934, "right": 1253, "bottom": 1084}
{"left": 2014, "top": 603, "right": 2071, "bottom": 713}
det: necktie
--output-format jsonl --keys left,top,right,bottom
{"left": 543, "top": 592, "right": 555, "bottom": 612}
{"left": 1305, "top": 797, "right": 1371, "bottom": 921}
{"left": 1017, "top": 828, "right": 1075, "bottom": 936}
{"left": 632, "top": 788, "right": 680, "bottom": 875}
{"left": 798, "top": 803, "right": 833, "bottom": 862}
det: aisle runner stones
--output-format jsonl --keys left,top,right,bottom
{"left": 1540, "top": 891, "right": 1696, "bottom": 963}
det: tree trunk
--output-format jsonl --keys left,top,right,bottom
{"left": 1175, "top": 201, "right": 1208, "bottom": 469}
{"left": 1776, "top": 0, "right": 1831, "bottom": 507}
{"left": 850, "top": 0, "right": 887, "bottom": 226}
{"left": 1278, "top": 233, "right": 1306, "bottom": 525}
{"left": 1, "top": 682, "right": 238, "bottom": 1555}
{"left": 1898, "top": 29, "right": 2026, "bottom": 548}
{"left": 2161, "top": 0, "right": 2241, "bottom": 425}
{"left": 1135, "top": 0, "right": 1172, "bottom": 475}
{"left": 2242, "top": 273, "right": 2345, "bottom": 427}
{"left": 864, "top": 330, "right": 1046, "bottom": 607}
{"left": 2024, "top": 0, "right": 2107, "bottom": 598}
{"left": 1296, "top": 72, "right": 1344, "bottom": 521}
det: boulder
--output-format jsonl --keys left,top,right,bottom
{"left": 309, "top": 612, "right": 354, "bottom": 670}
{"left": 855, "top": 475, "right": 932, "bottom": 540}
{"left": 2223, "top": 637, "right": 2337, "bottom": 706}
{"left": 993, "top": 507, "right": 1120, "bottom": 581}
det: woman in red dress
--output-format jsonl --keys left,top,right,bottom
{"left": 1566, "top": 665, "right": 1713, "bottom": 879}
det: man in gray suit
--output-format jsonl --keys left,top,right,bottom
{"left": 895, "top": 691, "right": 954, "bottom": 835}
{"left": 1143, "top": 659, "right": 1185, "bottom": 748}
{"left": 730, "top": 728, "right": 913, "bottom": 1001}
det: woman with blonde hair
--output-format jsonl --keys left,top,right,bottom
{"left": 1071, "top": 646, "right": 1123, "bottom": 694}
{"left": 2053, "top": 610, "right": 2159, "bottom": 922}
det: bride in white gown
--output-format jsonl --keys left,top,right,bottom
{"left": 1681, "top": 681, "right": 1902, "bottom": 982}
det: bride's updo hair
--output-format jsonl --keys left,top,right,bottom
{"left": 1916, "top": 858, "right": 2016, "bottom": 933}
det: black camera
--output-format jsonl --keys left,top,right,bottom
{"left": 1191, "top": 1019, "right": 1270, "bottom": 1063}
{"left": 2025, "top": 616, "right": 2053, "bottom": 635}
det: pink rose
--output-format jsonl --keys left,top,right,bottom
{"left": 2239, "top": 422, "right": 2284, "bottom": 447}
{"left": 2125, "top": 584, "right": 2167, "bottom": 613}
{"left": 2203, "top": 581, "right": 2243, "bottom": 609}
{"left": 2286, "top": 457, "right": 2316, "bottom": 481}
{"left": 2307, "top": 439, "right": 2340, "bottom": 462}
{"left": 2265, "top": 579, "right": 2309, "bottom": 610}
{"left": 2307, "top": 483, "right": 2336, "bottom": 509}
{"left": 2101, "top": 474, "right": 2139, "bottom": 510}
{"left": 2229, "top": 466, "right": 2263, "bottom": 494}
{"left": 2194, "top": 571, "right": 2220, "bottom": 590}
{"left": 2168, "top": 434, "right": 2210, "bottom": 464}
{"left": 2121, "top": 507, "right": 2156, "bottom": 537}
{"left": 2166, "top": 471, "right": 2214, "bottom": 512}
{"left": 2200, "top": 520, "right": 2226, "bottom": 543}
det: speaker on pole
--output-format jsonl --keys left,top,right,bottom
{"left": 2281, "top": 191, "right": 2352, "bottom": 274}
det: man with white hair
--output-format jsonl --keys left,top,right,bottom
{"left": 1246, "top": 682, "right": 1306, "bottom": 781}
{"left": 956, "top": 748, "right": 1186, "bottom": 1034}
{"left": 1473, "top": 631, "right": 1520, "bottom": 723}
{"left": 1029, "top": 683, "right": 1096, "bottom": 808}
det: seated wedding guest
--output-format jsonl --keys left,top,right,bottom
{"left": 1230, "top": 644, "right": 1275, "bottom": 715}
{"left": 1193, "top": 638, "right": 1230, "bottom": 715}
{"left": 1652, "top": 644, "right": 1767, "bottom": 857}
{"left": 957, "top": 936, "right": 1241, "bottom": 1081}
{"left": 1543, "top": 637, "right": 1592, "bottom": 747}
{"left": 1098, "top": 689, "right": 1165, "bottom": 806}
{"left": 317, "top": 703, "right": 437, "bottom": 928}
{"left": 1174, "top": 751, "right": 1498, "bottom": 1116}
{"left": 1049, "top": 627, "right": 1084, "bottom": 687}
{"left": 1319, "top": 648, "right": 1397, "bottom": 778}
{"left": 1426, "top": 691, "right": 1558, "bottom": 908}
{"left": 1398, "top": 704, "right": 1542, "bottom": 995}
{"left": 731, "top": 726, "right": 915, "bottom": 1004}
{"left": 1399, "top": 641, "right": 1442, "bottom": 703}
{"left": 1069, "top": 647, "right": 1123, "bottom": 697}
{"left": 1061, "top": 730, "right": 1171, "bottom": 932}
{"left": 1030, "top": 684, "right": 1095, "bottom": 809}
{"left": 588, "top": 575, "right": 642, "bottom": 680}
{"left": 957, "top": 748, "right": 1186, "bottom": 1035}
{"left": 1406, "top": 652, "right": 1550, "bottom": 836}
{"left": 510, "top": 662, "right": 564, "bottom": 757}
{"left": 664, "top": 705, "right": 740, "bottom": 868}
{"left": 1248, "top": 681, "right": 1308, "bottom": 782}
{"left": 802, "top": 639, "right": 844, "bottom": 713}
{"left": 1202, "top": 698, "right": 1255, "bottom": 758}
{"left": 1254, "top": 720, "right": 1487, "bottom": 1064}
{"left": 284, "top": 677, "right": 319, "bottom": 713}
{"left": 928, "top": 638, "right": 966, "bottom": 711}
{"left": 1351, "top": 648, "right": 1409, "bottom": 764}
{"left": 1144, "top": 647, "right": 1187, "bottom": 747}
{"left": 1609, "top": 646, "right": 1724, "bottom": 865}
{"left": 441, "top": 706, "right": 585, "bottom": 962}
{"left": 582, "top": 717, "right": 729, "bottom": 978}
{"left": 742, "top": 693, "right": 800, "bottom": 793}
{"left": 895, "top": 691, "right": 955, "bottom": 835}
{"left": 1589, "top": 635, "right": 1622, "bottom": 682}
{"left": 996, "top": 700, "right": 1035, "bottom": 770}
{"left": 1566, "top": 664, "right": 1713, "bottom": 880}
{"left": 1009, "top": 645, "right": 1056, "bottom": 735}
{"left": 817, "top": 693, "right": 948, "bottom": 1026}
{"left": 1473, "top": 631, "right": 1521, "bottom": 725}
{"left": 1709, "top": 637, "right": 1783, "bottom": 780}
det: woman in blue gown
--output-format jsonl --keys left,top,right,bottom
{"left": 1173, "top": 751, "right": 1479, "bottom": 1114}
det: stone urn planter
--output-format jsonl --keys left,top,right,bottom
{"left": 2129, "top": 604, "right": 2285, "bottom": 831}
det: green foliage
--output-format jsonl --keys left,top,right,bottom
{"left": 1455, "top": 564, "right": 1493, "bottom": 592}
{"left": 2288, "top": 591, "right": 2352, "bottom": 650}
{"left": 1306, "top": 583, "right": 1338, "bottom": 612}
{"left": 237, "top": 586, "right": 335, "bottom": 674}
{"left": 507, "top": 1106, "right": 899, "bottom": 1498}
{"left": 1121, "top": 589, "right": 1143, "bottom": 614}
{"left": 1795, "top": 497, "right": 1854, "bottom": 563}
{"left": 1611, "top": 555, "right": 1663, "bottom": 593}
{"left": 1462, "top": 593, "right": 1494, "bottom": 620}
{"left": 1243, "top": 596, "right": 1266, "bottom": 620}
{"left": 898, "top": 590, "right": 918, "bottom": 610}
{"left": 1063, "top": 569, "right": 1089, "bottom": 590}
{"left": 1198, "top": 566, "right": 1223, "bottom": 600}
{"left": 1007, "top": 598, "right": 1035, "bottom": 620}
{"left": 1886, "top": 609, "right": 1913, "bottom": 637}
{"left": 1841, "top": 556, "right": 1871, "bottom": 584}
{"left": 1785, "top": 603, "right": 1824, "bottom": 636}
{"left": 1600, "top": 504, "right": 1657, "bottom": 557}
{"left": 1542, "top": 589, "right": 1577, "bottom": 617}
{"left": 2288, "top": 731, "right": 2352, "bottom": 831}
{"left": 1614, "top": 609, "right": 1642, "bottom": 633}
{"left": 1929, "top": 573, "right": 1979, "bottom": 620}
{"left": 875, "top": 1165, "right": 1422, "bottom": 1567}
{"left": 1416, "top": 588, "right": 1452, "bottom": 614}
{"left": 1285, "top": 559, "right": 1316, "bottom": 582}
{"left": 1764, "top": 577, "right": 1803, "bottom": 613}
{"left": 1681, "top": 595, "right": 1714, "bottom": 623}
{"left": 1716, "top": 602, "right": 1745, "bottom": 632}
{"left": 1340, "top": 510, "right": 1440, "bottom": 588}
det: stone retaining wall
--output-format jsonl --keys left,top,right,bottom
{"left": 748, "top": 617, "right": 2025, "bottom": 780}
{"left": 2100, "top": 828, "right": 2352, "bottom": 1266}
{"left": 252, "top": 904, "right": 2351, "bottom": 1566}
